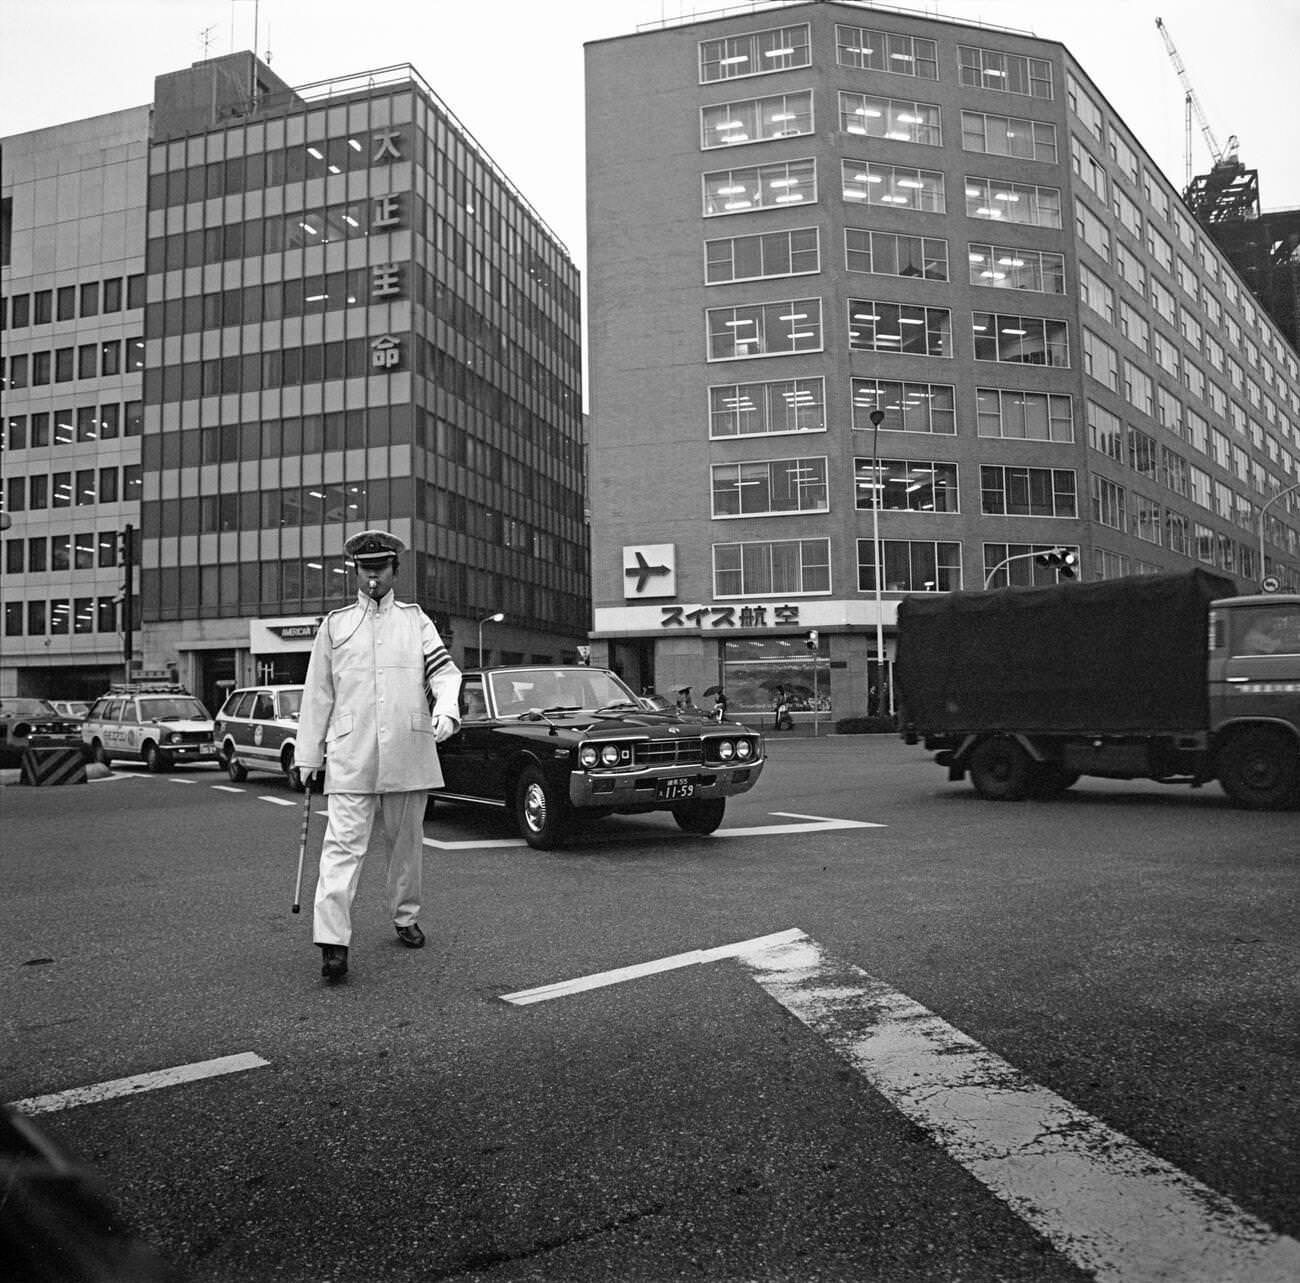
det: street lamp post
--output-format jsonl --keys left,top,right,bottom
{"left": 1258, "top": 480, "right": 1300, "bottom": 588}
{"left": 477, "top": 611, "right": 504, "bottom": 665}
{"left": 868, "top": 409, "right": 887, "bottom": 716}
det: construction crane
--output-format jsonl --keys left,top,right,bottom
{"left": 1155, "top": 16, "right": 1239, "bottom": 191}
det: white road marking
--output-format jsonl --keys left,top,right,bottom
{"left": 259, "top": 796, "right": 297, "bottom": 806}
{"left": 500, "top": 929, "right": 803, "bottom": 1005}
{"left": 168, "top": 778, "right": 197, "bottom": 785}
{"left": 8, "top": 1052, "right": 270, "bottom": 1116}
{"left": 503, "top": 930, "right": 1299, "bottom": 1282}
{"left": 212, "top": 784, "right": 244, "bottom": 793}
{"left": 425, "top": 812, "right": 879, "bottom": 851}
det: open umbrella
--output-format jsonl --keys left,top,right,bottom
{"left": 702, "top": 684, "right": 724, "bottom": 697}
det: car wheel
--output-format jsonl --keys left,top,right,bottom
{"left": 144, "top": 742, "right": 169, "bottom": 773}
{"left": 513, "top": 764, "right": 570, "bottom": 850}
{"left": 968, "top": 736, "right": 1032, "bottom": 801}
{"left": 91, "top": 740, "right": 112, "bottom": 768}
{"left": 225, "top": 749, "right": 248, "bottom": 782}
{"left": 672, "top": 797, "right": 726, "bottom": 835}
{"left": 1217, "top": 728, "right": 1300, "bottom": 810}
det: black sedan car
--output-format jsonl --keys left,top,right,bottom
{"left": 432, "top": 666, "right": 765, "bottom": 848}
{"left": 0, "top": 698, "right": 85, "bottom": 768}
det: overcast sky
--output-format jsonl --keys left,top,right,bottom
{"left": 2, "top": 0, "right": 1296, "bottom": 274}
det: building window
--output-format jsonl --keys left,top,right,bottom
{"left": 961, "top": 111, "right": 1057, "bottom": 163}
{"left": 835, "top": 25, "right": 938, "bottom": 78}
{"left": 1119, "top": 298, "right": 1149, "bottom": 352}
{"left": 841, "top": 160, "right": 944, "bottom": 213}
{"left": 850, "top": 299, "right": 950, "bottom": 357}
{"left": 858, "top": 539, "right": 962, "bottom": 592}
{"left": 707, "top": 298, "right": 823, "bottom": 360}
{"left": 1075, "top": 199, "right": 1111, "bottom": 259}
{"left": 976, "top": 389, "right": 1074, "bottom": 442}
{"left": 703, "top": 158, "right": 816, "bottom": 216}
{"left": 1066, "top": 72, "right": 1106, "bottom": 141}
{"left": 1146, "top": 224, "right": 1173, "bottom": 272}
{"left": 1092, "top": 475, "right": 1127, "bottom": 531}
{"left": 1123, "top": 359, "right": 1154, "bottom": 416}
{"left": 957, "top": 45, "right": 1052, "bottom": 98}
{"left": 851, "top": 378, "right": 956, "bottom": 435}
{"left": 709, "top": 377, "right": 825, "bottom": 438}
{"left": 846, "top": 228, "right": 947, "bottom": 280}
{"left": 1071, "top": 137, "right": 1108, "bottom": 202}
{"left": 972, "top": 312, "right": 1068, "bottom": 367}
{"left": 965, "top": 176, "right": 1061, "bottom": 227}
{"left": 1086, "top": 401, "right": 1124, "bottom": 461}
{"left": 705, "top": 227, "right": 819, "bottom": 284}
{"left": 1110, "top": 131, "right": 1139, "bottom": 183}
{"left": 1077, "top": 262, "right": 1114, "bottom": 321}
{"left": 701, "top": 91, "right": 813, "bottom": 148}
{"left": 839, "top": 92, "right": 941, "bottom": 145}
{"left": 712, "top": 457, "right": 828, "bottom": 517}
{"left": 980, "top": 465, "right": 1077, "bottom": 517}
{"left": 713, "top": 538, "right": 830, "bottom": 597}
{"left": 1131, "top": 495, "right": 1162, "bottom": 545}
{"left": 1113, "top": 185, "right": 1142, "bottom": 239}
{"left": 1129, "top": 424, "right": 1158, "bottom": 478}
{"left": 968, "top": 242, "right": 1064, "bottom": 293}
{"left": 699, "top": 24, "right": 810, "bottom": 82}
{"left": 854, "top": 458, "right": 958, "bottom": 512}
{"left": 57, "top": 286, "right": 76, "bottom": 321}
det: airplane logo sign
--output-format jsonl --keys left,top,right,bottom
{"left": 623, "top": 544, "right": 676, "bottom": 598}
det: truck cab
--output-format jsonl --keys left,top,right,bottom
{"left": 1207, "top": 595, "right": 1300, "bottom": 808}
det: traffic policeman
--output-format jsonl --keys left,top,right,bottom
{"left": 295, "top": 530, "right": 462, "bottom": 982}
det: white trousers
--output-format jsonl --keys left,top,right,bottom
{"left": 313, "top": 791, "right": 427, "bottom": 946}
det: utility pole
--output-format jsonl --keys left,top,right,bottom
{"left": 122, "top": 524, "right": 135, "bottom": 674}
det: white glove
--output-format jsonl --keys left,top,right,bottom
{"left": 433, "top": 715, "right": 456, "bottom": 744}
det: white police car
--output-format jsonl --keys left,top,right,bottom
{"left": 81, "top": 684, "right": 218, "bottom": 772}
{"left": 215, "top": 684, "right": 307, "bottom": 789}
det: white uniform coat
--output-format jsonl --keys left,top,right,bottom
{"left": 296, "top": 591, "right": 461, "bottom": 793}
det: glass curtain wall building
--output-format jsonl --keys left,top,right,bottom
{"left": 2, "top": 54, "right": 587, "bottom": 712}
{"left": 584, "top": 0, "right": 1300, "bottom": 721}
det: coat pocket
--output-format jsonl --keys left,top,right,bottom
{"left": 409, "top": 712, "right": 435, "bottom": 734}
{"left": 327, "top": 712, "right": 355, "bottom": 744}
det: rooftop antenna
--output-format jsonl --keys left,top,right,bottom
{"left": 199, "top": 24, "right": 217, "bottom": 58}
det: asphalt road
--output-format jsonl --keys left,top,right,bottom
{"left": 2, "top": 738, "right": 1296, "bottom": 1282}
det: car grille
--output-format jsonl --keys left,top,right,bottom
{"left": 635, "top": 738, "right": 704, "bottom": 767}
{"left": 169, "top": 731, "right": 213, "bottom": 744}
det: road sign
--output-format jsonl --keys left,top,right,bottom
{"left": 1261, "top": 576, "right": 1281, "bottom": 593}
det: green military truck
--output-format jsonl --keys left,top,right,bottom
{"left": 896, "top": 568, "right": 1300, "bottom": 810}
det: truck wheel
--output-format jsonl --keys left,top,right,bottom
{"left": 672, "top": 798, "right": 726, "bottom": 834}
{"left": 513, "top": 764, "right": 570, "bottom": 850}
{"left": 1217, "top": 729, "right": 1300, "bottom": 810}
{"left": 968, "top": 736, "right": 1032, "bottom": 801}
{"left": 1027, "top": 762, "right": 1079, "bottom": 800}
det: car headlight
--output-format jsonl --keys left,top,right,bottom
{"left": 718, "top": 740, "right": 735, "bottom": 761}
{"left": 579, "top": 745, "right": 600, "bottom": 768}
{"left": 736, "top": 739, "right": 753, "bottom": 760}
{"left": 600, "top": 744, "right": 622, "bottom": 766}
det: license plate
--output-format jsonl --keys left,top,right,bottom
{"left": 656, "top": 778, "right": 696, "bottom": 801}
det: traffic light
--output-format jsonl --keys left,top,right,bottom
{"left": 805, "top": 629, "right": 819, "bottom": 651}
{"left": 1035, "top": 548, "right": 1078, "bottom": 580}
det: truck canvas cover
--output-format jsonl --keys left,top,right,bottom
{"left": 895, "top": 569, "right": 1237, "bottom": 735}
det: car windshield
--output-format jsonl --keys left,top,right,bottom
{"left": 488, "top": 668, "right": 638, "bottom": 717}
{"left": 0, "top": 698, "right": 60, "bottom": 717}
{"left": 139, "top": 698, "right": 210, "bottom": 721}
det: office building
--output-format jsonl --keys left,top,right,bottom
{"left": 2, "top": 53, "right": 587, "bottom": 712}
{"left": 584, "top": 0, "right": 1300, "bottom": 719}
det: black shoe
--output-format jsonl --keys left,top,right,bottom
{"left": 395, "top": 923, "right": 425, "bottom": 949}
{"left": 319, "top": 944, "right": 348, "bottom": 981}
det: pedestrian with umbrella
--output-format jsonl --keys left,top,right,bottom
{"left": 704, "top": 684, "right": 728, "bottom": 722}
